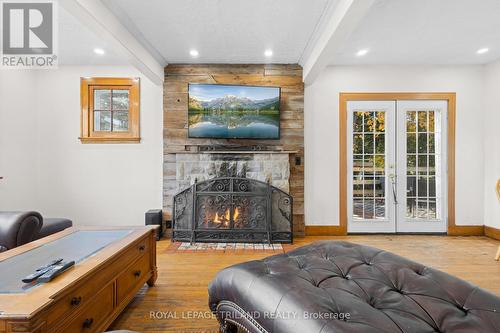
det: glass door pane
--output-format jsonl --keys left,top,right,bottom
{"left": 396, "top": 101, "right": 447, "bottom": 233}
{"left": 352, "top": 111, "right": 386, "bottom": 220}
{"left": 348, "top": 101, "right": 396, "bottom": 233}
{"left": 405, "top": 110, "right": 442, "bottom": 220}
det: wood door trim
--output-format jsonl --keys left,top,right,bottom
{"left": 339, "top": 92, "right": 463, "bottom": 236}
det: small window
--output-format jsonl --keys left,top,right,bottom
{"left": 80, "top": 77, "right": 140, "bottom": 143}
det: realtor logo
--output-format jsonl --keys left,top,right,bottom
{"left": 1, "top": 1, "right": 57, "bottom": 68}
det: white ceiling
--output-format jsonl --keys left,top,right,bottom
{"left": 102, "top": 0, "right": 334, "bottom": 64}
{"left": 330, "top": 0, "right": 500, "bottom": 65}
{"left": 57, "top": 0, "right": 500, "bottom": 67}
{"left": 58, "top": 5, "right": 127, "bottom": 65}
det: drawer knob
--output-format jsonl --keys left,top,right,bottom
{"left": 139, "top": 245, "right": 145, "bottom": 251}
{"left": 70, "top": 296, "right": 82, "bottom": 306}
{"left": 134, "top": 270, "right": 141, "bottom": 278}
{"left": 82, "top": 318, "right": 94, "bottom": 329}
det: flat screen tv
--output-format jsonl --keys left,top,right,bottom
{"left": 188, "top": 83, "right": 280, "bottom": 139}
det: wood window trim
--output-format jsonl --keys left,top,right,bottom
{"left": 334, "top": 92, "right": 479, "bottom": 236}
{"left": 80, "top": 77, "right": 140, "bottom": 143}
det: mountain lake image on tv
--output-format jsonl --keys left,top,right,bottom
{"left": 188, "top": 84, "right": 280, "bottom": 139}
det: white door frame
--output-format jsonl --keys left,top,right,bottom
{"left": 395, "top": 100, "right": 448, "bottom": 233}
{"left": 347, "top": 101, "right": 396, "bottom": 233}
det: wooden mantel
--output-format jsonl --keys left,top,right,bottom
{"left": 174, "top": 150, "right": 299, "bottom": 155}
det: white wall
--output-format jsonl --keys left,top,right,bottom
{"left": 305, "top": 65, "right": 485, "bottom": 226}
{"left": 0, "top": 66, "right": 163, "bottom": 226}
{"left": 0, "top": 71, "right": 39, "bottom": 209}
{"left": 483, "top": 60, "right": 500, "bottom": 229}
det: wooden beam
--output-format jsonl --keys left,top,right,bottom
{"left": 300, "top": 0, "right": 375, "bottom": 85}
{"left": 61, "top": 0, "right": 164, "bottom": 85}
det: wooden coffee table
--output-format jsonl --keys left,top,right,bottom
{"left": 0, "top": 226, "right": 158, "bottom": 333}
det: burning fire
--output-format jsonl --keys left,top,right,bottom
{"left": 213, "top": 208, "right": 240, "bottom": 226}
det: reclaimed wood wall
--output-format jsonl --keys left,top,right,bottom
{"left": 163, "top": 64, "right": 305, "bottom": 235}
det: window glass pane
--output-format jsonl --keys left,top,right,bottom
{"left": 363, "top": 156, "right": 375, "bottom": 176}
{"left": 417, "top": 200, "right": 428, "bottom": 218}
{"left": 364, "top": 112, "right": 374, "bottom": 132}
{"left": 407, "top": 155, "right": 416, "bottom": 175}
{"left": 407, "top": 111, "right": 416, "bottom": 132}
{"left": 428, "top": 155, "right": 435, "bottom": 175}
{"left": 363, "top": 177, "right": 374, "bottom": 197}
{"left": 407, "top": 133, "right": 416, "bottom": 153}
{"left": 375, "top": 112, "right": 385, "bottom": 132}
{"left": 353, "top": 135, "right": 363, "bottom": 154}
{"left": 364, "top": 199, "right": 375, "bottom": 219}
{"left": 375, "top": 199, "right": 385, "bottom": 219}
{"left": 113, "top": 111, "right": 129, "bottom": 132}
{"left": 428, "top": 198, "right": 437, "bottom": 219}
{"left": 94, "top": 90, "right": 111, "bottom": 110}
{"left": 353, "top": 182, "right": 363, "bottom": 197}
{"left": 94, "top": 111, "right": 111, "bottom": 131}
{"left": 353, "top": 155, "right": 363, "bottom": 175}
{"left": 112, "top": 90, "right": 129, "bottom": 110}
{"left": 407, "top": 176, "right": 416, "bottom": 197}
{"left": 374, "top": 176, "right": 385, "bottom": 197}
{"left": 364, "top": 133, "right": 374, "bottom": 154}
{"left": 428, "top": 176, "right": 436, "bottom": 197}
{"left": 428, "top": 133, "right": 435, "bottom": 153}
{"left": 406, "top": 198, "right": 416, "bottom": 218}
{"left": 418, "top": 133, "right": 427, "bottom": 153}
{"left": 374, "top": 155, "right": 385, "bottom": 174}
{"left": 418, "top": 155, "right": 428, "bottom": 175}
{"left": 418, "top": 176, "right": 428, "bottom": 197}
{"left": 353, "top": 199, "right": 363, "bottom": 219}
{"left": 375, "top": 134, "right": 384, "bottom": 154}
{"left": 353, "top": 112, "right": 363, "bottom": 132}
{"left": 418, "top": 111, "right": 428, "bottom": 132}
{"left": 428, "top": 112, "right": 435, "bottom": 132}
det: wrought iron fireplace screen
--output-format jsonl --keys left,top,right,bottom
{"left": 172, "top": 177, "right": 293, "bottom": 243}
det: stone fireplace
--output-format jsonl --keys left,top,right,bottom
{"left": 172, "top": 176, "right": 293, "bottom": 243}
{"left": 163, "top": 64, "right": 305, "bottom": 235}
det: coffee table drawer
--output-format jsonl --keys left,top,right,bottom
{"left": 56, "top": 283, "right": 114, "bottom": 333}
{"left": 46, "top": 266, "right": 115, "bottom": 326}
{"left": 123, "top": 235, "right": 150, "bottom": 263}
{"left": 116, "top": 253, "right": 151, "bottom": 305}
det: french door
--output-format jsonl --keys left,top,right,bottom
{"left": 347, "top": 100, "right": 447, "bottom": 233}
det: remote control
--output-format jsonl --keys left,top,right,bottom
{"left": 37, "top": 261, "right": 75, "bottom": 283}
{"left": 22, "top": 266, "right": 55, "bottom": 283}
{"left": 36, "top": 258, "right": 63, "bottom": 271}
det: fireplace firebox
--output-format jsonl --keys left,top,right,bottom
{"left": 172, "top": 177, "right": 293, "bottom": 243}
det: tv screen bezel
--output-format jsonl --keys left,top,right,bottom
{"left": 187, "top": 83, "right": 281, "bottom": 140}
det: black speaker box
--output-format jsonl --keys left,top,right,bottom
{"left": 145, "top": 209, "right": 163, "bottom": 240}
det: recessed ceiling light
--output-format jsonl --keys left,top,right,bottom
{"left": 477, "top": 48, "right": 489, "bottom": 54}
{"left": 190, "top": 49, "right": 199, "bottom": 57}
{"left": 93, "top": 48, "right": 105, "bottom": 55}
{"left": 264, "top": 49, "right": 273, "bottom": 57}
{"left": 356, "top": 49, "right": 369, "bottom": 57}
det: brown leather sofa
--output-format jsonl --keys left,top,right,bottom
{"left": 209, "top": 241, "right": 500, "bottom": 333}
{"left": 0, "top": 211, "right": 73, "bottom": 252}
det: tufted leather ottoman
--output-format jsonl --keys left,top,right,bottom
{"left": 209, "top": 241, "right": 500, "bottom": 333}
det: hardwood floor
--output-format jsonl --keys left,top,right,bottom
{"left": 109, "top": 235, "right": 500, "bottom": 333}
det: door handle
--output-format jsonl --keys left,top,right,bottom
{"left": 389, "top": 174, "right": 398, "bottom": 205}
